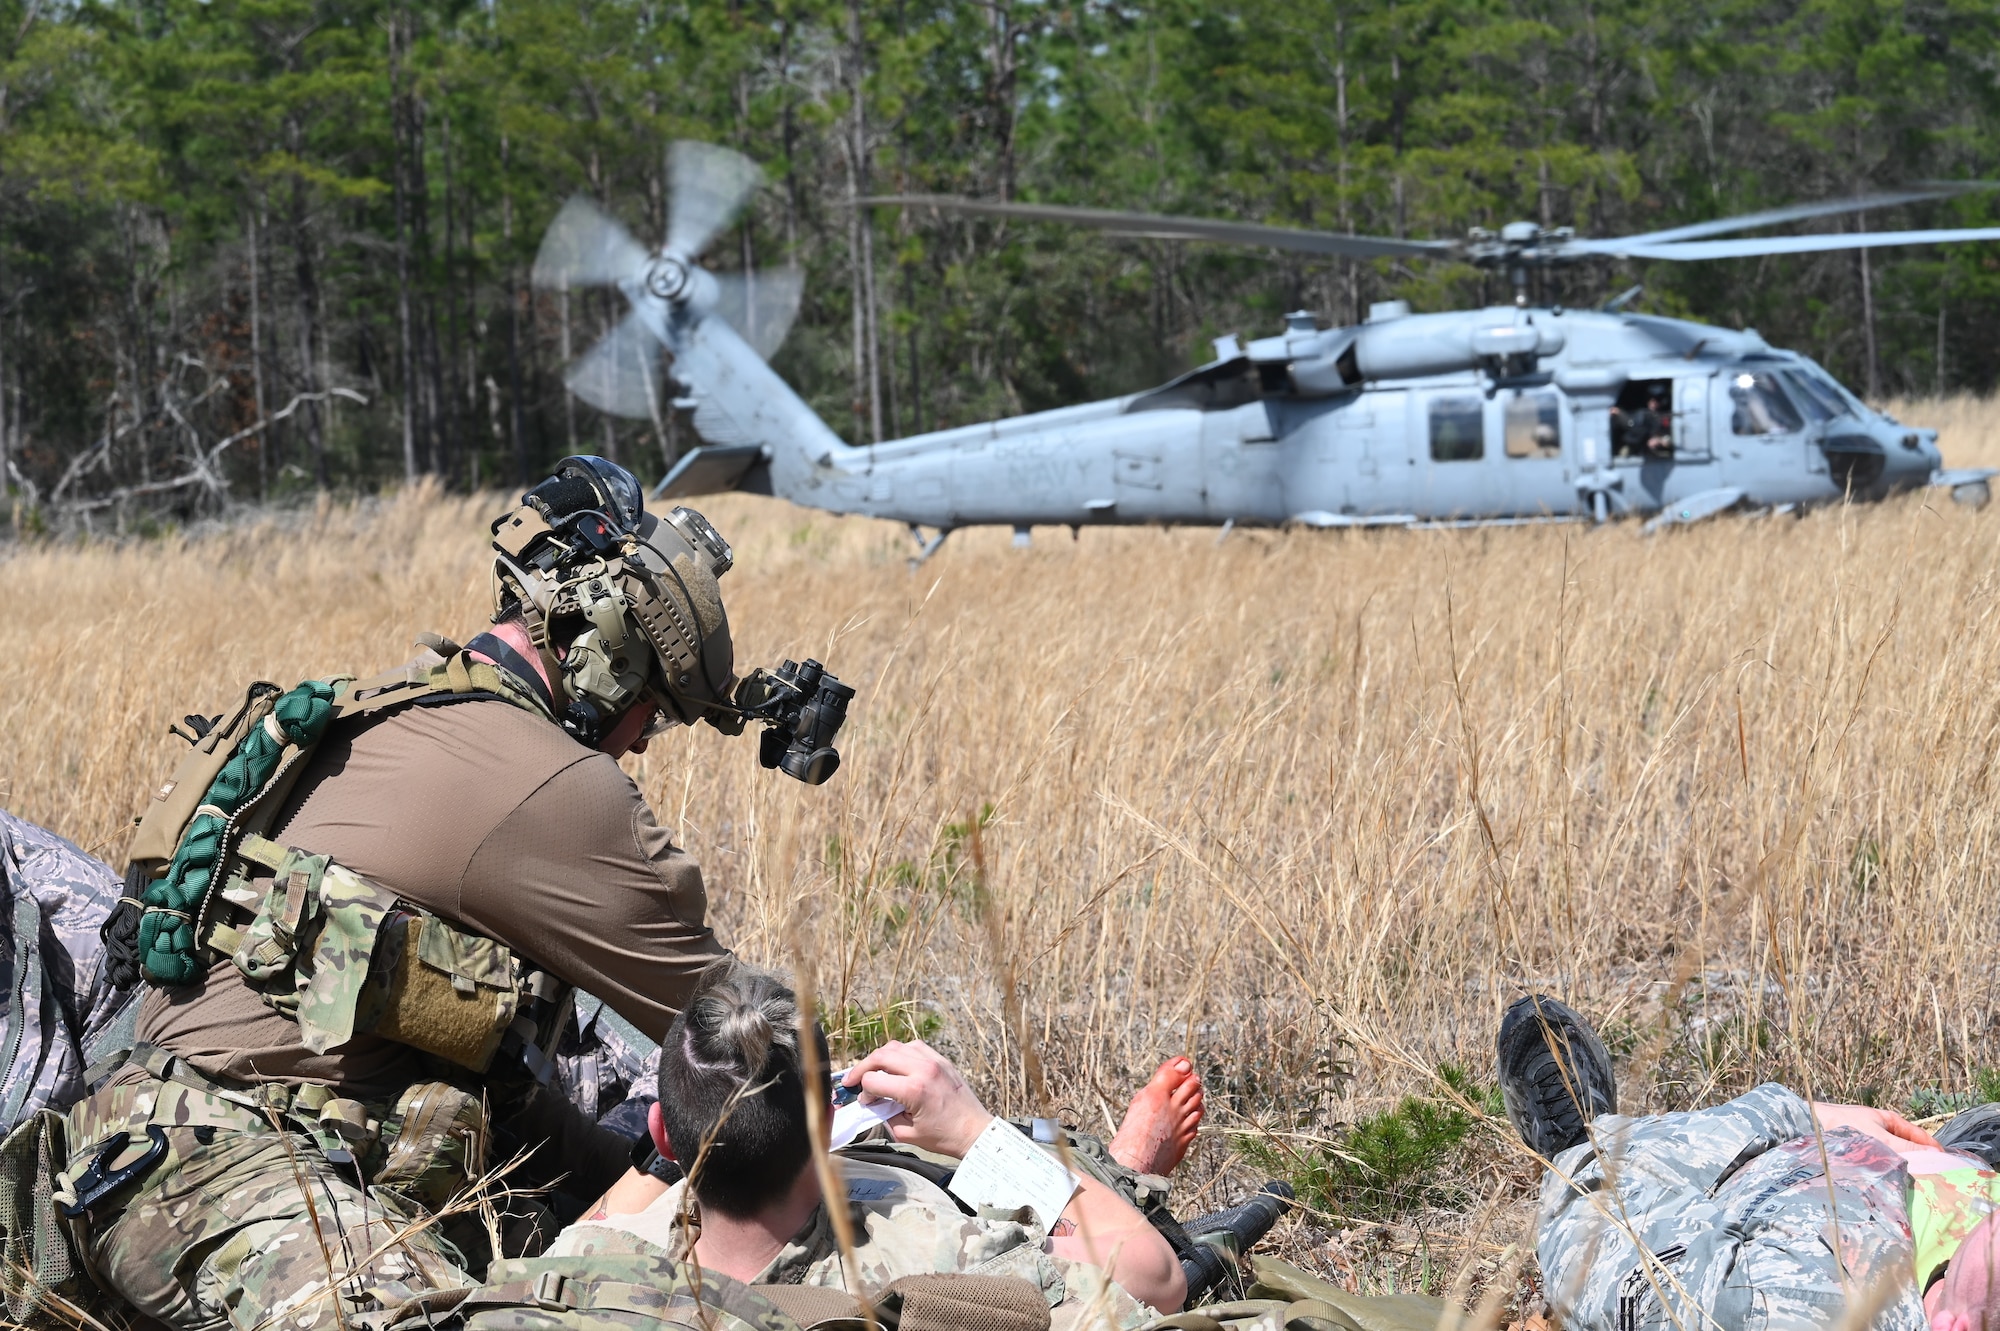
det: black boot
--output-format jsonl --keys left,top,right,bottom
{"left": 1496, "top": 994, "right": 1617, "bottom": 1157}
{"left": 1937, "top": 1103, "right": 2000, "bottom": 1170}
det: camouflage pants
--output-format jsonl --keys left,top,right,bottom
{"left": 63, "top": 1073, "right": 473, "bottom": 1331}
{"left": 1536, "top": 1083, "right": 1927, "bottom": 1331}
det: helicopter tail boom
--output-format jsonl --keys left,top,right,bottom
{"left": 652, "top": 306, "right": 847, "bottom": 501}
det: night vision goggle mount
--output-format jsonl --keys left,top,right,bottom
{"left": 491, "top": 456, "right": 854, "bottom": 783}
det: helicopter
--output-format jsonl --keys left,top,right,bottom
{"left": 532, "top": 145, "right": 2000, "bottom": 559}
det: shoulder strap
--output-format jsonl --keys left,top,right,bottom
{"left": 749, "top": 1276, "right": 1052, "bottom": 1331}
{"left": 750, "top": 1287, "right": 864, "bottom": 1330}
{"left": 336, "top": 647, "right": 556, "bottom": 726}
{"left": 888, "top": 1275, "right": 1050, "bottom": 1331}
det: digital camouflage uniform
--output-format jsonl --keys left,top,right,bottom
{"left": 546, "top": 1155, "right": 1154, "bottom": 1331}
{"left": 560, "top": 998, "right": 663, "bottom": 1141}
{"left": 0, "top": 809, "right": 136, "bottom": 1133}
{"left": 1538, "top": 1083, "right": 1928, "bottom": 1331}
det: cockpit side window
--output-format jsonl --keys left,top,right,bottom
{"left": 1429, "top": 396, "right": 1484, "bottom": 461}
{"left": 1728, "top": 370, "right": 1804, "bottom": 436}
{"left": 1504, "top": 391, "right": 1561, "bottom": 458}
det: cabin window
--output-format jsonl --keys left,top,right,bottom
{"left": 1728, "top": 371, "right": 1804, "bottom": 436}
{"left": 1429, "top": 397, "right": 1484, "bottom": 461}
{"left": 1504, "top": 392, "right": 1562, "bottom": 458}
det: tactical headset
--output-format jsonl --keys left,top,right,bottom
{"left": 489, "top": 456, "right": 852, "bottom": 783}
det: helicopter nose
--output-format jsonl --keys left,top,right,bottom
{"left": 1878, "top": 425, "right": 1938, "bottom": 480}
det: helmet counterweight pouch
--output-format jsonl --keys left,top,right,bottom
{"left": 127, "top": 682, "right": 283, "bottom": 869}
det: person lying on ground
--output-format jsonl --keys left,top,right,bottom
{"left": 1502, "top": 992, "right": 2000, "bottom": 1331}
{"left": 545, "top": 963, "right": 1198, "bottom": 1323}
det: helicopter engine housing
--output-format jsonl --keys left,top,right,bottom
{"left": 1351, "top": 310, "right": 1567, "bottom": 382}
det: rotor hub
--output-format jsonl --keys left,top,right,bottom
{"left": 646, "top": 255, "right": 692, "bottom": 302}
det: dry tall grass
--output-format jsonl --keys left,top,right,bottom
{"left": 6, "top": 393, "right": 2000, "bottom": 1306}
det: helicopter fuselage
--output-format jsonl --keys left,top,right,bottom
{"left": 663, "top": 303, "right": 1947, "bottom": 531}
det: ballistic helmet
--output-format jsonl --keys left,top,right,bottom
{"left": 490, "top": 456, "right": 744, "bottom": 746}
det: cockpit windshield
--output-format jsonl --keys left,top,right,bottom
{"left": 1781, "top": 369, "right": 1855, "bottom": 422}
{"left": 1728, "top": 370, "right": 1805, "bottom": 436}
{"left": 1777, "top": 371, "right": 1835, "bottom": 422}
{"left": 1803, "top": 362, "right": 1869, "bottom": 417}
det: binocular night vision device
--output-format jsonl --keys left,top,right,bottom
{"left": 734, "top": 658, "right": 855, "bottom": 787}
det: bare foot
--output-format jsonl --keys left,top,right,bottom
{"left": 1109, "top": 1057, "right": 1204, "bottom": 1175}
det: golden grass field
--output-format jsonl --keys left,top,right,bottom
{"left": 5, "top": 393, "right": 2000, "bottom": 1310}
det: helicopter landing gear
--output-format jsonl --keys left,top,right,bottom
{"left": 1012, "top": 525, "right": 1032, "bottom": 548}
{"left": 1577, "top": 466, "right": 1623, "bottom": 523}
{"left": 1954, "top": 479, "right": 1991, "bottom": 509}
{"left": 907, "top": 524, "right": 952, "bottom": 568}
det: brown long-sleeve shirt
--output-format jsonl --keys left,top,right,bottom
{"left": 139, "top": 694, "right": 729, "bottom": 1099}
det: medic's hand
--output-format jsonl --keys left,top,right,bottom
{"left": 1810, "top": 1102, "right": 1942, "bottom": 1150}
{"left": 842, "top": 1040, "right": 994, "bottom": 1159}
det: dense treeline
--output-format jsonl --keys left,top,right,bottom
{"left": 3, "top": 0, "right": 1999, "bottom": 521}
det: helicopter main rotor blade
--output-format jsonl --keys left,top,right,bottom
{"left": 533, "top": 196, "right": 650, "bottom": 289}
{"left": 1606, "top": 225, "right": 2000, "bottom": 261}
{"left": 565, "top": 310, "right": 668, "bottom": 420}
{"left": 712, "top": 266, "right": 804, "bottom": 361}
{"left": 1607, "top": 185, "right": 1986, "bottom": 247}
{"left": 667, "top": 141, "right": 764, "bottom": 259}
{"left": 865, "top": 195, "right": 1456, "bottom": 262}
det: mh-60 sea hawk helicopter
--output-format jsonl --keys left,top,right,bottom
{"left": 533, "top": 144, "right": 2000, "bottom": 557}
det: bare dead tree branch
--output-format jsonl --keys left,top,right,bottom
{"left": 56, "top": 387, "right": 366, "bottom": 515}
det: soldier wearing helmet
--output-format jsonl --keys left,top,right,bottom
{"left": 62, "top": 457, "right": 850, "bottom": 1331}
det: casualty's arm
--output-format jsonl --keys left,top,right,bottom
{"left": 844, "top": 1040, "right": 1186, "bottom": 1311}
{"left": 1809, "top": 1102, "right": 1942, "bottom": 1151}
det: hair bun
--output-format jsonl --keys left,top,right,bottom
{"left": 686, "top": 962, "right": 802, "bottom": 1080}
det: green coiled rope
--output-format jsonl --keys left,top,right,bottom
{"left": 138, "top": 678, "right": 341, "bottom": 985}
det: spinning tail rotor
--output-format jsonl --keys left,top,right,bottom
{"left": 533, "top": 142, "right": 803, "bottom": 418}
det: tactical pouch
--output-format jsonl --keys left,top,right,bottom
{"left": 222, "top": 841, "right": 394, "bottom": 1055}
{"left": 358, "top": 914, "right": 520, "bottom": 1072}
{"left": 372, "top": 1081, "right": 488, "bottom": 1212}
{"left": 219, "top": 837, "right": 523, "bottom": 1072}
{"left": 127, "top": 682, "right": 282, "bottom": 871}
{"left": 0, "top": 1108, "right": 78, "bottom": 1324}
